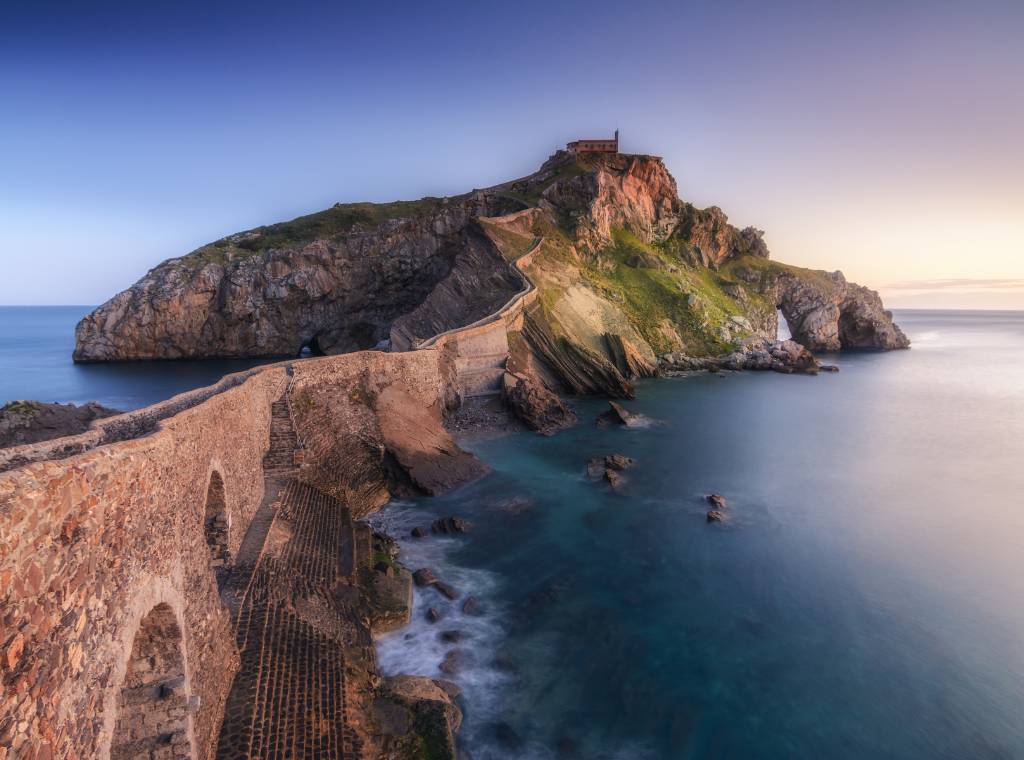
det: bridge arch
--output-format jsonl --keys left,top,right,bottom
{"left": 109, "top": 597, "right": 194, "bottom": 759}
{"left": 203, "top": 468, "right": 230, "bottom": 569}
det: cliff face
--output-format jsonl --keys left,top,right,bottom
{"left": 74, "top": 193, "right": 522, "bottom": 361}
{"left": 74, "top": 150, "right": 907, "bottom": 376}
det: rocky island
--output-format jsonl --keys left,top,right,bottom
{"left": 1, "top": 146, "right": 907, "bottom": 760}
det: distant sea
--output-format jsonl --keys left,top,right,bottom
{"left": 0, "top": 306, "right": 275, "bottom": 410}
{"left": 370, "top": 309, "right": 1024, "bottom": 759}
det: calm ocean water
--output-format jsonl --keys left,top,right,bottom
{"left": 372, "top": 310, "right": 1024, "bottom": 759}
{"left": 0, "top": 306, "right": 274, "bottom": 410}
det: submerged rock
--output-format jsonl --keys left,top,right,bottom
{"left": 706, "top": 510, "right": 727, "bottom": 523}
{"left": 425, "top": 607, "right": 441, "bottom": 623}
{"left": 413, "top": 568, "right": 439, "bottom": 587}
{"left": 604, "top": 469, "right": 624, "bottom": 489}
{"left": 431, "top": 516, "right": 470, "bottom": 535}
{"left": 596, "top": 400, "right": 643, "bottom": 427}
{"left": 494, "top": 722, "right": 525, "bottom": 751}
{"left": 462, "top": 596, "right": 482, "bottom": 616}
{"left": 439, "top": 649, "right": 470, "bottom": 674}
{"left": 605, "top": 453, "right": 635, "bottom": 471}
{"left": 410, "top": 526, "right": 428, "bottom": 538}
{"left": 433, "top": 582, "right": 459, "bottom": 601}
{"left": 706, "top": 493, "right": 728, "bottom": 510}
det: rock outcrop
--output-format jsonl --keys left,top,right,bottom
{"left": 501, "top": 370, "right": 577, "bottom": 435}
{"left": 661, "top": 338, "right": 826, "bottom": 375}
{"left": 372, "top": 675, "right": 463, "bottom": 760}
{"left": 74, "top": 195, "right": 522, "bottom": 361}
{"left": 0, "top": 400, "right": 121, "bottom": 447}
{"left": 729, "top": 260, "right": 910, "bottom": 351}
{"left": 74, "top": 148, "right": 907, "bottom": 385}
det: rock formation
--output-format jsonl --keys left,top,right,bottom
{"left": 0, "top": 400, "right": 121, "bottom": 447}
{"left": 74, "top": 149, "right": 908, "bottom": 401}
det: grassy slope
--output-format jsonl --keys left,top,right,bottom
{"left": 576, "top": 229, "right": 775, "bottom": 356}
{"left": 176, "top": 195, "right": 465, "bottom": 270}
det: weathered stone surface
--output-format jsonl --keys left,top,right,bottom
{"left": 660, "top": 338, "right": 826, "bottom": 376}
{"left": 373, "top": 675, "right": 463, "bottom": 760}
{"left": 604, "top": 333, "right": 658, "bottom": 379}
{"left": 286, "top": 349, "right": 488, "bottom": 514}
{"left": 501, "top": 370, "right": 577, "bottom": 435}
{"left": 73, "top": 192, "right": 523, "bottom": 361}
{"left": 431, "top": 516, "right": 470, "bottom": 535}
{"left": 596, "top": 400, "right": 643, "bottom": 427}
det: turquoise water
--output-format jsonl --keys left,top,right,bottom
{"left": 373, "top": 310, "right": 1024, "bottom": 759}
{"left": 0, "top": 306, "right": 274, "bottom": 409}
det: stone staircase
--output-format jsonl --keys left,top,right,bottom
{"left": 262, "top": 398, "right": 299, "bottom": 477}
{"left": 215, "top": 394, "right": 367, "bottom": 759}
{"left": 215, "top": 482, "right": 363, "bottom": 759}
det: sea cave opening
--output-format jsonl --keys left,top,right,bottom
{"left": 776, "top": 308, "right": 793, "bottom": 342}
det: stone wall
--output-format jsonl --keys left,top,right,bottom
{"left": 0, "top": 367, "right": 288, "bottom": 759}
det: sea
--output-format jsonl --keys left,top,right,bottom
{"left": 3, "top": 306, "right": 1023, "bottom": 759}
{"left": 0, "top": 306, "right": 274, "bottom": 410}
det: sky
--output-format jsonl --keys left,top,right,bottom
{"left": 2, "top": 0, "right": 1022, "bottom": 308}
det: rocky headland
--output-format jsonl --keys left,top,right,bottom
{"left": 74, "top": 152, "right": 907, "bottom": 422}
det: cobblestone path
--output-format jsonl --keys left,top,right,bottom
{"left": 215, "top": 398, "right": 369, "bottom": 759}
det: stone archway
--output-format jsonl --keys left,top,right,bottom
{"left": 110, "top": 603, "right": 193, "bottom": 759}
{"left": 204, "top": 470, "right": 230, "bottom": 569}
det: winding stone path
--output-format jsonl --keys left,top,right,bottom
{"left": 215, "top": 398, "right": 368, "bottom": 759}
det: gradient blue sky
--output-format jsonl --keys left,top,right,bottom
{"left": 3, "top": 0, "right": 1022, "bottom": 307}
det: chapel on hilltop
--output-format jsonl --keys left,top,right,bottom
{"left": 567, "top": 130, "right": 619, "bottom": 154}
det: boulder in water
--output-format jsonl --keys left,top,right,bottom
{"left": 433, "top": 581, "right": 459, "bottom": 600}
{"left": 706, "top": 493, "right": 727, "bottom": 509}
{"left": 413, "top": 568, "right": 439, "bottom": 587}
{"left": 431, "top": 516, "right": 470, "bottom": 535}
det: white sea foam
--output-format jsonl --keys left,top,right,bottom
{"left": 370, "top": 502, "right": 515, "bottom": 748}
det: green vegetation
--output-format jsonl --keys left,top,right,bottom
{"left": 291, "top": 392, "right": 317, "bottom": 415}
{"left": 1, "top": 401, "right": 38, "bottom": 415}
{"left": 578, "top": 228, "right": 753, "bottom": 355}
{"left": 405, "top": 706, "right": 455, "bottom": 760}
{"left": 372, "top": 551, "right": 398, "bottom": 570}
{"left": 722, "top": 254, "right": 836, "bottom": 292}
{"left": 178, "top": 195, "right": 466, "bottom": 270}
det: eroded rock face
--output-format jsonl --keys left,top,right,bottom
{"left": 501, "top": 371, "right": 577, "bottom": 435}
{"left": 74, "top": 194, "right": 517, "bottom": 361}
{"left": 749, "top": 268, "right": 910, "bottom": 352}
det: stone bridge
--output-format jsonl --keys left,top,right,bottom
{"left": 0, "top": 213, "right": 542, "bottom": 759}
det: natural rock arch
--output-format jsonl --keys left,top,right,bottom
{"left": 203, "top": 470, "right": 230, "bottom": 569}
{"left": 110, "top": 603, "right": 193, "bottom": 759}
